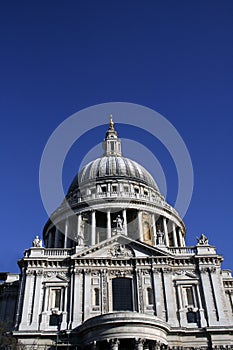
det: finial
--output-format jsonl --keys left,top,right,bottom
{"left": 109, "top": 114, "right": 114, "bottom": 130}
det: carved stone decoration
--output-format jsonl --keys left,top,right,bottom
{"left": 137, "top": 270, "right": 144, "bottom": 313}
{"left": 101, "top": 270, "right": 108, "bottom": 314}
{"left": 109, "top": 269, "right": 133, "bottom": 277}
{"left": 135, "top": 338, "right": 145, "bottom": 350}
{"left": 43, "top": 271, "right": 69, "bottom": 281}
{"left": 197, "top": 233, "right": 209, "bottom": 245}
{"left": 32, "top": 235, "right": 42, "bottom": 247}
{"left": 113, "top": 215, "right": 123, "bottom": 231}
{"left": 36, "top": 270, "right": 43, "bottom": 276}
{"left": 108, "top": 338, "right": 120, "bottom": 350}
{"left": 26, "top": 270, "right": 35, "bottom": 276}
{"left": 108, "top": 244, "right": 134, "bottom": 258}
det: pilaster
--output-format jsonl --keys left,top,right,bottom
{"left": 30, "top": 270, "right": 43, "bottom": 329}
{"left": 152, "top": 268, "right": 166, "bottom": 320}
{"left": 162, "top": 268, "right": 178, "bottom": 326}
{"left": 83, "top": 269, "right": 91, "bottom": 321}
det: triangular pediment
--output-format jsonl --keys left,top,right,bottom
{"left": 43, "top": 272, "right": 69, "bottom": 282}
{"left": 71, "top": 234, "right": 173, "bottom": 259}
{"left": 174, "top": 270, "right": 197, "bottom": 279}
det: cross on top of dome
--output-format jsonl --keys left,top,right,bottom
{"left": 109, "top": 114, "right": 114, "bottom": 130}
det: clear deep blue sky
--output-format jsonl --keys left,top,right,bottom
{"left": 0, "top": 1, "right": 232, "bottom": 272}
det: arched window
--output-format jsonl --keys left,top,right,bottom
{"left": 112, "top": 278, "right": 133, "bottom": 311}
{"left": 94, "top": 288, "right": 100, "bottom": 306}
{"left": 147, "top": 287, "right": 153, "bottom": 305}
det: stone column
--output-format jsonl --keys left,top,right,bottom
{"left": 107, "top": 183, "right": 111, "bottom": 196}
{"left": 163, "top": 217, "right": 169, "bottom": 246}
{"left": 138, "top": 211, "right": 143, "bottom": 241}
{"left": 91, "top": 210, "right": 96, "bottom": 245}
{"left": 123, "top": 209, "right": 127, "bottom": 235}
{"left": 178, "top": 228, "right": 183, "bottom": 247}
{"left": 76, "top": 214, "right": 84, "bottom": 246}
{"left": 54, "top": 226, "right": 60, "bottom": 247}
{"left": 48, "top": 230, "right": 53, "bottom": 248}
{"left": 77, "top": 214, "right": 81, "bottom": 236}
{"left": 64, "top": 218, "right": 69, "bottom": 248}
{"left": 152, "top": 214, "right": 156, "bottom": 245}
{"left": 107, "top": 210, "right": 111, "bottom": 239}
{"left": 172, "top": 222, "right": 178, "bottom": 246}
{"left": 109, "top": 339, "right": 120, "bottom": 350}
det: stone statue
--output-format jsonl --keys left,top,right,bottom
{"left": 114, "top": 215, "right": 123, "bottom": 230}
{"left": 197, "top": 233, "right": 209, "bottom": 245}
{"left": 157, "top": 229, "right": 165, "bottom": 245}
{"left": 32, "top": 235, "right": 42, "bottom": 247}
{"left": 76, "top": 234, "right": 84, "bottom": 246}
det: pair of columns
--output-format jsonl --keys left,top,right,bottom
{"left": 91, "top": 209, "right": 128, "bottom": 245}
{"left": 138, "top": 212, "right": 184, "bottom": 247}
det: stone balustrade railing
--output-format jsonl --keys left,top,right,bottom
{"left": 167, "top": 246, "right": 197, "bottom": 255}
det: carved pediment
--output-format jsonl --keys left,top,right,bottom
{"left": 43, "top": 271, "right": 70, "bottom": 282}
{"left": 71, "top": 234, "right": 173, "bottom": 259}
{"left": 174, "top": 269, "right": 197, "bottom": 279}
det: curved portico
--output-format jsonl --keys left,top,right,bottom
{"left": 74, "top": 312, "right": 169, "bottom": 349}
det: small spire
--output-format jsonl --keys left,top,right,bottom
{"left": 109, "top": 114, "right": 114, "bottom": 130}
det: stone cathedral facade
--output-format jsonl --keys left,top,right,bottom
{"left": 1, "top": 118, "right": 233, "bottom": 349}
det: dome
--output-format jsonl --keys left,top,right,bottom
{"left": 68, "top": 155, "right": 159, "bottom": 193}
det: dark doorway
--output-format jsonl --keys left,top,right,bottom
{"left": 112, "top": 278, "right": 133, "bottom": 311}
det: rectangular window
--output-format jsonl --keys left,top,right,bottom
{"left": 94, "top": 288, "right": 100, "bottom": 306}
{"left": 50, "top": 289, "right": 61, "bottom": 309}
{"left": 183, "top": 286, "right": 195, "bottom": 307}
{"left": 147, "top": 287, "right": 153, "bottom": 305}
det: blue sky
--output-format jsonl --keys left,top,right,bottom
{"left": 0, "top": 1, "right": 232, "bottom": 272}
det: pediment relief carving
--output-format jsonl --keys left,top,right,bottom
{"left": 108, "top": 244, "right": 134, "bottom": 258}
{"left": 173, "top": 269, "right": 197, "bottom": 279}
{"left": 43, "top": 271, "right": 70, "bottom": 282}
